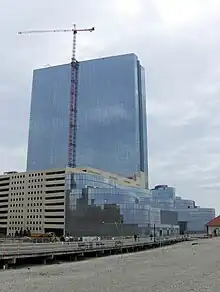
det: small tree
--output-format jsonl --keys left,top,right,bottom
{"left": 15, "top": 230, "right": 19, "bottom": 237}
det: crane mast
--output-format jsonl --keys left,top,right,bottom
{"left": 18, "top": 25, "right": 95, "bottom": 168}
{"left": 69, "top": 26, "right": 78, "bottom": 169}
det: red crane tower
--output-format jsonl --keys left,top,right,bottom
{"left": 18, "top": 24, "right": 95, "bottom": 168}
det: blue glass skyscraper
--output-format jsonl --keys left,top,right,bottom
{"left": 27, "top": 53, "right": 148, "bottom": 187}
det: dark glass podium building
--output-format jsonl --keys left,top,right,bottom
{"left": 65, "top": 168, "right": 156, "bottom": 237}
{"left": 27, "top": 53, "right": 148, "bottom": 188}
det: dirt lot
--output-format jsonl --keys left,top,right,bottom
{"left": 0, "top": 238, "right": 220, "bottom": 292}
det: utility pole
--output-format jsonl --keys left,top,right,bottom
{"left": 153, "top": 224, "right": 156, "bottom": 242}
{"left": 18, "top": 24, "right": 95, "bottom": 168}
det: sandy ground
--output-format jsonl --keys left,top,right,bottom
{"left": 1, "top": 238, "right": 220, "bottom": 292}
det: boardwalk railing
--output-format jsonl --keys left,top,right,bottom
{"left": 0, "top": 236, "right": 185, "bottom": 260}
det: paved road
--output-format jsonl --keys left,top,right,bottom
{"left": 1, "top": 237, "right": 219, "bottom": 292}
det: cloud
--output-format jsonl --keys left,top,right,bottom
{"left": 1, "top": 0, "right": 220, "bottom": 211}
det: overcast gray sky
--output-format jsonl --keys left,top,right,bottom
{"left": 0, "top": 0, "right": 220, "bottom": 211}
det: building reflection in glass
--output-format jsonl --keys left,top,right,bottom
{"left": 65, "top": 172, "right": 160, "bottom": 237}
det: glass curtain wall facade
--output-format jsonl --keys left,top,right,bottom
{"left": 27, "top": 64, "right": 69, "bottom": 170}
{"left": 27, "top": 54, "right": 148, "bottom": 187}
{"left": 65, "top": 172, "right": 158, "bottom": 237}
{"left": 151, "top": 185, "right": 215, "bottom": 233}
{"left": 151, "top": 185, "right": 175, "bottom": 211}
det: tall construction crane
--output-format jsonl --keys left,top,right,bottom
{"left": 18, "top": 24, "right": 95, "bottom": 168}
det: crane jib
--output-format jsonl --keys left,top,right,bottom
{"left": 18, "top": 25, "right": 95, "bottom": 168}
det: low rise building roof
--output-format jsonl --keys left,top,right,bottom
{"left": 207, "top": 215, "right": 220, "bottom": 227}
